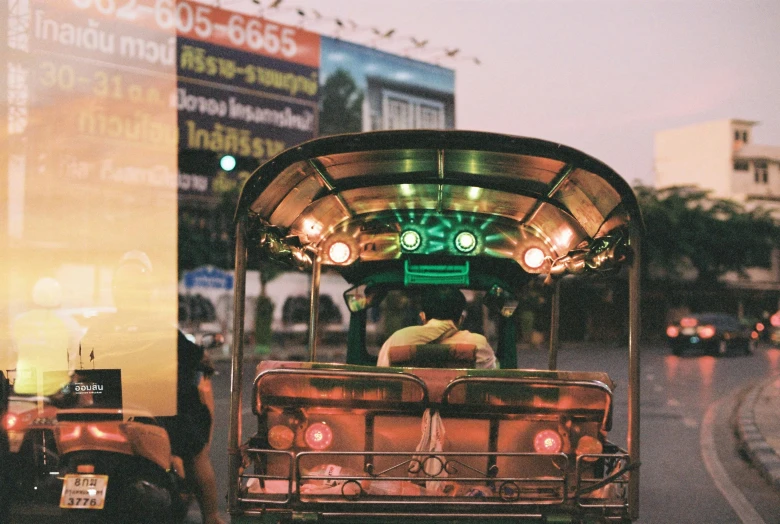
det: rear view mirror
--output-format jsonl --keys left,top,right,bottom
{"left": 484, "top": 284, "right": 519, "bottom": 318}
{"left": 343, "top": 284, "right": 384, "bottom": 313}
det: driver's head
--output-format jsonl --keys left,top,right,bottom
{"left": 419, "top": 287, "right": 467, "bottom": 323}
{"left": 112, "top": 250, "right": 154, "bottom": 312}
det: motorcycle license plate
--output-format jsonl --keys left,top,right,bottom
{"left": 60, "top": 474, "right": 109, "bottom": 509}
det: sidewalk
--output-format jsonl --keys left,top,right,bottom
{"left": 736, "top": 373, "right": 780, "bottom": 491}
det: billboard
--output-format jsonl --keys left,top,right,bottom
{"left": 175, "top": 1, "right": 321, "bottom": 200}
{"left": 318, "top": 36, "right": 455, "bottom": 136}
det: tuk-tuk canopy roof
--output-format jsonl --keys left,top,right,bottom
{"left": 236, "top": 130, "right": 642, "bottom": 277}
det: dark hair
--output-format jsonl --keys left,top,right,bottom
{"left": 419, "top": 287, "right": 467, "bottom": 323}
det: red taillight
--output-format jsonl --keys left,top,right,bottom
{"left": 304, "top": 422, "right": 333, "bottom": 450}
{"left": 2, "top": 413, "right": 17, "bottom": 430}
{"left": 77, "top": 464, "right": 95, "bottom": 473}
{"left": 87, "top": 424, "right": 127, "bottom": 443}
{"left": 533, "top": 429, "right": 562, "bottom": 454}
{"left": 680, "top": 317, "right": 697, "bottom": 328}
{"left": 698, "top": 325, "right": 716, "bottom": 339}
{"left": 751, "top": 331, "right": 759, "bottom": 339}
{"left": 756, "top": 323, "right": 765, "bottom": 332}
{"left": 666, "top": 326, "right": 680, "bottom": 337}
{"left": 771, "top": 313, "right": 780, "bottom": 327}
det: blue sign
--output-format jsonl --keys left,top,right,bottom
{"left": 184, "top": 266, "right": 234, "bottom": 290}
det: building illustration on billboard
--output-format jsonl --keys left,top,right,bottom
{"left": 318, "top": 36, "right": 455, "bottom": 136}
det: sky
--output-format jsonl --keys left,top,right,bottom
{"left": 220, "top": 0, "right": 780, "bottom": 188}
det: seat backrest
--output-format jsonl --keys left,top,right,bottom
{"left": 387, "top": 343, "right": 478, "bottom": 368}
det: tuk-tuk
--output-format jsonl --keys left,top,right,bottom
{"left": 228, "top": 130, "right": 642, "bottom": 523}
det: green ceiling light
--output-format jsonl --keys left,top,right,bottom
{"left": 454, "top": 231, "right": 477, "bottom": 253}
{"left": 400, "top": 229, "right": 422, "bottom": 251}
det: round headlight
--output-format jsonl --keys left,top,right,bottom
{"left": 454, "top": 231, "right": 477, "bottom": 253}
{"left": 328, "top": 241, "right": 351, "bottom": 264}
{"left": 523, "top": 247, "right": 546, "bottom": 269}
{"left": 400, "top": 230, "right": 422, "bottom": 251}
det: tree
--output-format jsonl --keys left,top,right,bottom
{"left": 319, "top": 69, "right": 364, "bottom": 136}
{"left": 635, "top": 185, "right": 780, "bottom": 284}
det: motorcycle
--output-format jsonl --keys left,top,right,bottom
{"left": 51, "top": 331, "right": 222, "bottom": 523}
{"left": 53, "top": 404, "right": 193, "bottom": 523}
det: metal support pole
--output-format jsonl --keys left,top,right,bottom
{"left": 308, "top": 253, "right": 322, "bottom": 362}
{"left": 627, "top": 224, "right": 641, "bottom": 520}
{"left": 548, "top": 280, "right": 561, "bottom": 370}
{"left": 227, "top": 218, "right": 247, "bottom": 515}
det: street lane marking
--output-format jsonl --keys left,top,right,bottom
{"left": 701, "top": 398, "right": 766, "bottom": 524}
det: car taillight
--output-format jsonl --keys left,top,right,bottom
{"left": 304, "top": 422, "right": 333, "bottom": 451}
{"left": 680, "top": 317, "right": 697, "bottom": 328}
{"left": 2, "top": 413, "right": 17, "bottom": 430}
{"left": 666, "top": 326, "right": 679, "bottom": 337}
{"left": 533, "top": 429, "right": 562, "bottom": 454}
{"left": 575, "top": 435, "right": 603, "bottom": 461}
{"left": 697, "top": 325, "right": 716, "bottom": 339}
{"left": 267, "top": 425, "right": 295, "bottom": 450}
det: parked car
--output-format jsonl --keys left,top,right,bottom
{"left": 666, "top": 312, "right": 758, "bottom": 356}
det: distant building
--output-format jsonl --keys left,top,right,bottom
{"left": 654, "top": 118, "right": 780, "bottom": 309}
{"left": 655, "top": 118, "right": 780, "bottom": 211}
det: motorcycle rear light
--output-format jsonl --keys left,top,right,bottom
{"left": 304, "top": 422, "right": 333, "bottom": 451}
{"left": 575, "top": 435, "right": 603, "bottom": 461}
{"left": 267, "top": 425, "right": 295, "bottom": 450}
{"left": 666, "top": 326, "right": 679, "bottom": 337}
{"left": 2, "top": 413, "right": 17, "bottom": 430}
{"left": 77, "top": 464, "right": 95, "bottom": 473}
{"left": 680, "top": 317, "right": 697, "bottom": 328}
{"left": 697, "top": 325, "right": 716, "bottom": 339}
{"left": 533, "top": 429, "right": 562, "bottom": 454}
{"left": 88, "top": 424, "right": 127, "bottom": 443}
{"left": 59, "top": 425, "right": 82, "bottom": 442}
